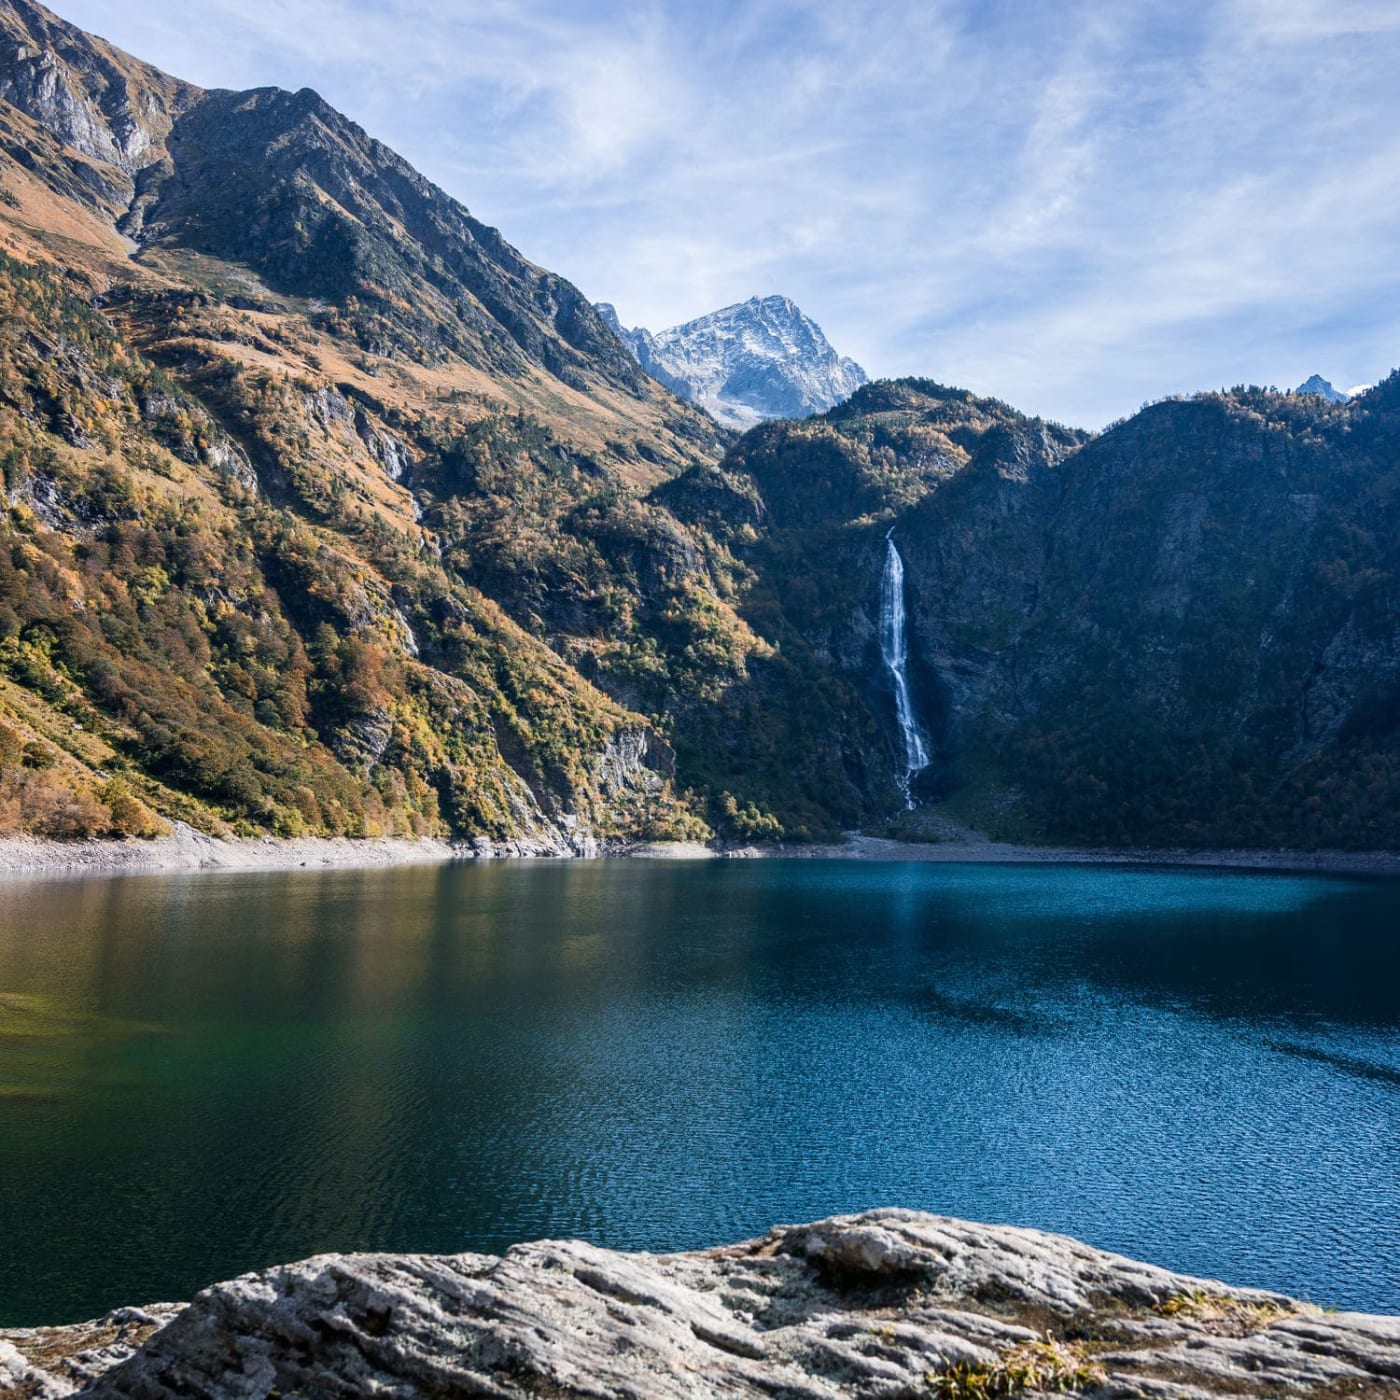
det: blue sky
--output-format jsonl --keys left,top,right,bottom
{"left": 57, "top": 0, "right": 1400, "bottom": 426}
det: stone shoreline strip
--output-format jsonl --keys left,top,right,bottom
{"left": 2, "top": 826, "right": 1398, "bottom": 880}
{"left": 0, "top": 825, "right": 464, "bottom": 879}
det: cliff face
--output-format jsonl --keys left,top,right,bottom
{"left": 4, "top": 1210, "right": 1398, "bottom": 1398}
{"left": 893, "top": 387, "right": 1400, "bottom": 845}
{"left": 0, "top": 0, "right": 197, "bottom": 215}
{"left": 706, "top": 380, "right": 1400, "bottom": 847}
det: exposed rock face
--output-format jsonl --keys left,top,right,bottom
{"left": 3, "top": 1211, "right": 1397, "bottom": 1398}
{"left": 601, "top": 296, "right": 867, "bottom": 428}
{"left": 1, "top": 1306, "right": 184, "bottom": 1399}
{"left": 0, "top": 0, "right": 198, "bottom": 214}
{"left": 598, "top": 724, "right": 676, "bottom": 794}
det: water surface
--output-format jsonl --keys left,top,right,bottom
{"left": 1, "top": 859, "right": 1397, "bottom": 1325}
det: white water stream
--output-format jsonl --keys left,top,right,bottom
{"left": 879, "top": 529, "right": 930, "bottom": 808}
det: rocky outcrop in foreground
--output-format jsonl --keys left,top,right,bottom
{"left": 3, "top": 1211, "right": 1397, "bottom": 1398}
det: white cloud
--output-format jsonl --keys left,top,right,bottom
{"left": 1226, "top": 0, "right": 1400, "bottom": 42}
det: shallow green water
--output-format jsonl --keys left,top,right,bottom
{"left": 0, "top": 859, "right": 1397, "bottom": 1325}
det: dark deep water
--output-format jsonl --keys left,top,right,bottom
{"left": 1, "top": 859, "right": 1397, "bottom": 1326}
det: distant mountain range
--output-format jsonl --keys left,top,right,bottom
{"left": 0, "top": 0, "right": 1396, "bottom": 854}
{"left": 597, "top": 296, "right": 867, "bottom": 429}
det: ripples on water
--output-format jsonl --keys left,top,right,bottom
{"left": 0, "top": 859, "right": 1397, "bottom": 1325}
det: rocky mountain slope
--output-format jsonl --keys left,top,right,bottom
{"left": 0, "top": 0, "right": 676, "bottom": 408}
{"left": 598, "top": 295, "right": 867, "bottom": 428}
{"left": 5, "top": 1210, "right": 1399, "bottom": 1398}
{"left": 0, "top": 0, "right": 755, "bottom": 849}
{"left": 0, "top": 0, "right": 1395, "bottom": 852}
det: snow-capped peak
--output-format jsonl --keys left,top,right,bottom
{"left": 599, "top": 295, "right": 867, "bottom": 429}
{"left": 1294, "top": 374, "right": 1350, "bottom": 404}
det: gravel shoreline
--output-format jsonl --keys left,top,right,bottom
{"left": 0, "top": 824, "right": 463, "bottom": 879}
{"left": 3, "top": 826, "right": 1396, "bottom": 880}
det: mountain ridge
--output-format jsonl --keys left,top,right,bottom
{"left": 0, "top": 0, "right": 716, "bottom": 451}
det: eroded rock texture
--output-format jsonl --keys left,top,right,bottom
{"left": 3, "top": 1211, "right": 1397, "bottom": 1398}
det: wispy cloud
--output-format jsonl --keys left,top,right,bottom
{"left": 56, "top": 0, "right": 1400, "bottom": 426}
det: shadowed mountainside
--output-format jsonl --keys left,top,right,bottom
{"left": 712, "top": 378, "right": 1400, "bottom": 847}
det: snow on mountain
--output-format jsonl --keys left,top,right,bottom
{"left": 598, "top": 295, "right": 867, "bottom": 429}
{"left": 1294, "top": 374, "right": 1351, "bottom": 403}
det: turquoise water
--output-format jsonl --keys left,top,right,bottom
{"left": 0, "top": 859, "right": 1397, "bottom": 1325}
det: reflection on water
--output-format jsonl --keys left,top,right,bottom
{"left": 0, "top": 859, "right": 1397, "bottom": 1325}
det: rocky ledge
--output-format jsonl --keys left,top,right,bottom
{"left": 2, "top": 1211, "right": 1396, "bottom": 1398}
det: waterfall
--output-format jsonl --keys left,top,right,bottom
{"left": 880, "top": 529, "right": 930, "bottom": 808}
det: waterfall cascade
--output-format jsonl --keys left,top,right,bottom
{"left": 879, "top": 529, "right": 930, "bottom": 809}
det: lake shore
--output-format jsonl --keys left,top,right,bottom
{"left": 2, "top": 824, "right": 1397, "bottom": 879}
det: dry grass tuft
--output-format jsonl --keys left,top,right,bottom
{"left": 928, "top": 1336, "right": 1107, "bottom": 1398}
{"left": 1156, "top": 1288, "right": 1299, "bottom": 1335}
